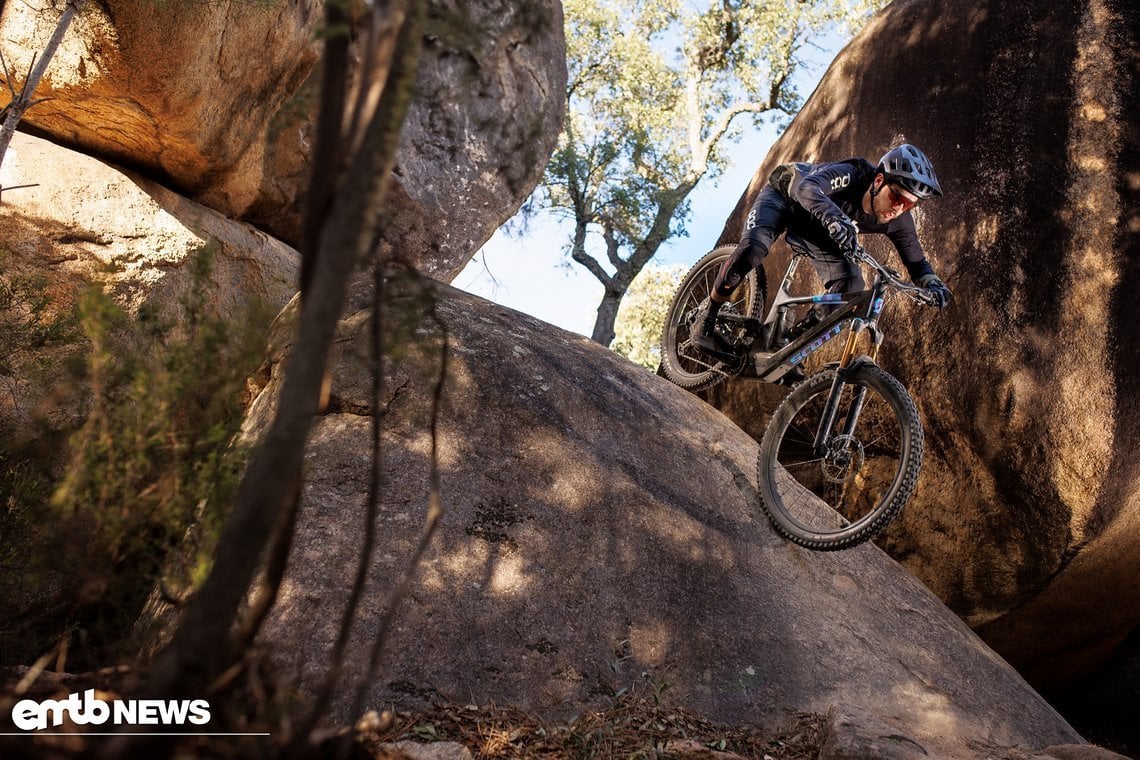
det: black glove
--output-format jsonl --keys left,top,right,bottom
{"left": 918, "top": 274, "right": 952, "bottom": 309}
{"left": 826, "top": 216, "right": 859, "bottom": 257}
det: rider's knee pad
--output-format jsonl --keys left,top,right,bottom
{"left": 714, "top": 241, "right": 767, "bottom": 300}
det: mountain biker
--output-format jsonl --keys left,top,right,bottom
{"left": 692, "top": 143, "right": 952, "bottom": 356}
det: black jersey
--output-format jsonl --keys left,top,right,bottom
{"left": 770, "top": 158, "right": 934, "bottom": 282}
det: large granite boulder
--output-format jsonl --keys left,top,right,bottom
{"left": 0, "top": 0, "right": 322, "bottom": 212}
{"left": 0, "top": 131, "right": 298, "bottom": 450}
{"left": 0, "top": 132, "right": 301, "bottom": 656}
{"left": 242, "top": 0, "right": 568, "bottom": 279}
{"left": 247, "top": 279, "right": 1088, "bottom": 759}
{"left": 0, "top": 0, "right": 567, "bottom": 281}
{"left": 0, "top": 132, "right": 299, "bottom": 321}
{"left": 704, "top": 0, "right": 1139, "bottom": 689}
{"left": 371, "top": 0, "right": 567, "bottom": 281}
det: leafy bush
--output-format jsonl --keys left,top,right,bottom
{"left": 0, "top": 243, "right": 273, "bottom": 668}
{"left": 0, "top": 250, "right": 84, "bottom": 508}
{"left": 612, "top": 263, "right": 686, "bottom": 370}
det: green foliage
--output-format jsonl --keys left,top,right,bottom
{"left": 0, "top": 243, "right": 273, "bottom": 667}
{"left": 0, "top": 249, "right": 82, "bottom": 391}
{"left": 54, "top": 243, "right": 268, "bottom": 615}
{"left": 538, "top": 0, "right": 886, "bottom": 342}
{"left": 0, "top": 250, "right": 85, "bottom": 589}
{"left": 612, "top": 263, "right": 685, "bottom": 369}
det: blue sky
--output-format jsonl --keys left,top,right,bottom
{"left": 454, "top": 34, "right": 845, "bottom": 337}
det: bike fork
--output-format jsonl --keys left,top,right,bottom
{"left": 811, "top": 318, "right": 879, "bottom": 454}
{"left": 813, "top": 372, "right": 847, "bottom": 456}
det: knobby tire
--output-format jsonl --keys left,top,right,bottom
{"left": 659, "top": 246, "right": 764, "bottom": 392}
{"left": 757, "top": 363, "right": 923, "bottom": 550}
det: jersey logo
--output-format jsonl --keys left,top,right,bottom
{"left": 830, "top": 174, "right": 851, "bottom": 191}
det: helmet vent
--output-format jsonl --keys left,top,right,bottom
{"left": 877, "top": 143, "right": 942, "bottom": 199}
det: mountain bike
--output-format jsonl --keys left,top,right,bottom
{"left": 659, "top": 244, "right": 941, "bottom": 550}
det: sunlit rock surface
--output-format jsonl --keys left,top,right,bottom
{"left": 0, "top": 133, "right": 299, "bottom": 322}
{"left": 0, "top": 0, "right": 322, "bottom": 214}
{"left": 0, "top": 132, "right": 300, "bottom": 644}
{"left": 0, "top": 0, "right": 566, "bottom": 281}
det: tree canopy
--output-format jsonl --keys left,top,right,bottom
{"left": 538, "top": 0, "right": 884, "bottom": 346}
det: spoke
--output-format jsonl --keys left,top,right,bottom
{"left": 782, "top": 423, "right": 818, "bottom": 448}
{"left": 700, "top": 268, "right": 714, "bottom": 296}
{"left": 762, "top": 367, "right": 914, "bottom": 544}
{"left": 781, "top": 457, "right": 825, "bottom": 469}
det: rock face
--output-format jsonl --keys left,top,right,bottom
{"left": 0, "top": 130, "right": 298, "bottom": 453}
{"left": 0, "top": 133, "right": 300, "bottom": 321}
{"left": 0, "top": 0, "right": 567, "bottom": 280}
{"left": 373, "top": 0, "right": 567, "bottom": 281}
{"left": 705, "top": 0, "right": 1139, "bottom": 689}
{"left": 250, "top": 279, "right": 1084, "bottom": 759}
{"left": 0, "top": 0, "right": 322, "bottom": 212}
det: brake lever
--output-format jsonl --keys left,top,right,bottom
{"left": 851, "top": 247, "right": 903, "bottom": 278}
{"left": 907, "top": 288, "right": 938, "bottom": 306}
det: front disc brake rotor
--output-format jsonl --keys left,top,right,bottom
{"left": 822, "top": 434, "right": 865, "bottom": 483}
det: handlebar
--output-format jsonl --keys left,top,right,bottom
{"left": 849, "top": 246, "right": 939, "bottom": 307}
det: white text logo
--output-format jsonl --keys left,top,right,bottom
{"left": 11, "top": 690, "right": 211, "bottom": 731}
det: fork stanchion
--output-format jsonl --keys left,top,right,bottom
{"left": 838, "top": 319, "right": 865, "bottom": 368}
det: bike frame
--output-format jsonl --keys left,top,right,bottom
{"left": 719, "top": 253, "right": 884, "bottom": 382}
{"left": 717, "top": 246, "right": 932, "bottom": 453}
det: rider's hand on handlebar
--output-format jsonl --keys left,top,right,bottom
{"left": 826, "top": 216, "right": 859, "bottom": 259}
{"left": 918, "top": 274, "right": 952, "bottom": 309}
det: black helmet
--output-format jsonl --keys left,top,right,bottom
{"left": 878, "top": 144, "right": 942, "bottom": 199}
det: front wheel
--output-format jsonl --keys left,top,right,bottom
{"left": 757, "top": 362, "right": 923, "bottom": 550}
{"left": 660, "top": 246, "right": 764, "bottom": 392}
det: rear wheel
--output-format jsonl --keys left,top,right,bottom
{"left": 660, "top": 246, "right": 764, "bottom": 392}
{"left": 757, "top": 363, "right": 923, "bottom": 550}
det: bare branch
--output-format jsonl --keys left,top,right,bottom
{"left": 0, "top": 1, "right": 84, "bottom": 168}
{"left": 300, "top": 1, "right": 352, "bottom": 296}
{"left": 349, "top": 291, "right": 448, "bottom": 722}
{"left": 626, "top": 183, "right": 693, "bottom": 285}
{"left": 691, "top": 100, "right": 776, "bottom": 178}
{"left": 0, "top": 183, "right": 38, "bottom": 204}
{"left": 570, "top": 221, "right": 614, "bottom": 287}
{"left": 601, "top": 224, "right": 624, "bottom": 270}
{"left": 289, "top": 258, "right": 387, "bottom": 748}
{"left": 1, "top": 51, "right": 19, "bottom": 98}
{"left": 97, "top": 8, "right": 426, "bottom": 759}
{"left": 233, "top": 478, "right": 302, "bottom": 650}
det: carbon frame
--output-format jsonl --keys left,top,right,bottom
{"left": 717, "top": 254, "right": 886, "bottom": 384}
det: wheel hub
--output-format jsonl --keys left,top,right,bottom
{"left": 822, "top": 435, "right": 865, "bottom": 483}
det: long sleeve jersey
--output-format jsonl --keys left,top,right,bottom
{"left": 769, "top": 158, "right": 935, "bottom": 282}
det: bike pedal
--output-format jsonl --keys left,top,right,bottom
{"left": 705, "top": 345, "right": 745, "bottom": 366}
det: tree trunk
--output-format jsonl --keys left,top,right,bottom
{"left": 0, "top": 0, "right": 83, "bottom": 170}
{"left": 95, "top": 6, "right": 423, "bottom": 758}
{"left": 591, "top": 288, "right": 623, "bottom": 346}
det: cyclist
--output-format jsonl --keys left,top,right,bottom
{"left": 692, "top": 143, "right": 952, "bottom": 357}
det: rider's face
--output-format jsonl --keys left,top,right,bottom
{"left": 872, "top": 176, "right": 919, "bottom": 222}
